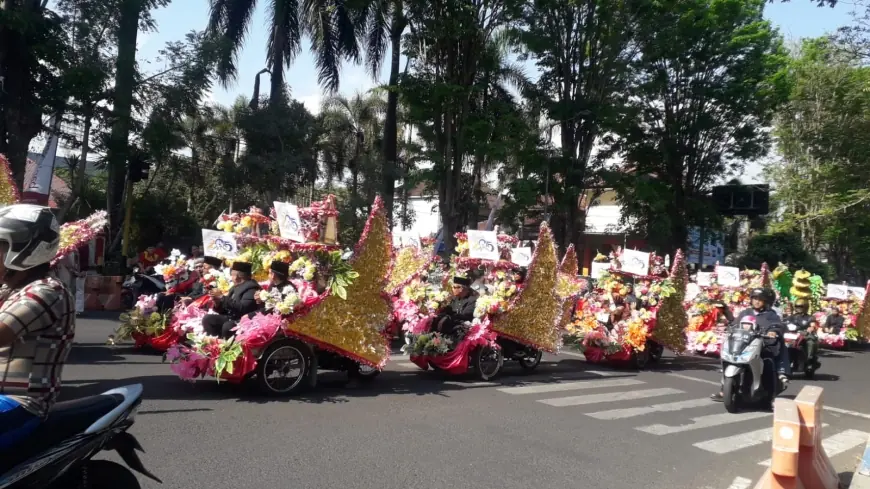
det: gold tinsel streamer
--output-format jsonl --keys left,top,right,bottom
{"left": 555, "top": 244, "right": 579, "bottom": 328}
{"left": 284, "top": 198, "right": 392, "bottom": 367}
{"left": 491, "top": 222, "right": 563, "bottom": 352}
{"left": 0, "top": 154, "right": 21, "bottom": 206}
{"left": 654, "top": 248, "right": 688, "bottom": 352}
{"left": 856, "top": 281, "right": 870, "bottom": 339}
{"left": 385, "top": 247, "right": 431, "bottom": 294}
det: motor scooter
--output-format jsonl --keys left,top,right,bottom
{"left": 0, "top": 383, "right": 160, "bottom": 489}
{"left": 121, "top": 267, "right": 166, "bottom": 309}
{"left": 784, "top": 323, "right": 817, "bottom": 379}
{"left": 720, "top": 317, "right": 784, "bottom": 413}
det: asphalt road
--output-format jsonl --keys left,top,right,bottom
{"left": 61, "top": 313, "right": 870, "bottom": 489}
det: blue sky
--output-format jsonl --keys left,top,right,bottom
{"left": 139, "top": 0, "right": 853, "bottom": 113}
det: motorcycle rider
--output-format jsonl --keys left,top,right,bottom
{"left": 712, "top": 287, "right": 790, "bottom": 401}
{"left": 785, "top": 298, "right": 820, "bottom": 370}
{"left": 0, "top": 205, "right": 74, "bottom": 449}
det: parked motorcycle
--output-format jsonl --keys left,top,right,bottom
{"left": 121, "top": 267, "right": 166, "bottom": 309}
{"left": 784, "top": 323, "right": 817, "bottom": 379}
{"left": 0, "top": 383, "right": 160, "bottom": 489}
{"left": 719, "top": 317, "right": 785, "bottom": 413}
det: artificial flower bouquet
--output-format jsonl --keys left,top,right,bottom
{"left": 257, "top": 285, "right": 302, "bottom": 315}
{"left": 52, "top": 210, "right": 108, "bottom": 266}
{"left": 216, "top": 206, "right": 272, "bottom": 235}
{"left": 114, "top": 294, "right": 170, "bottom": 341}
{"left": 153, "top": 249, "right": 192, "bottom": 291}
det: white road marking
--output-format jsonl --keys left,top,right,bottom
{"left": 497, "top": 378, "right": 644, "bottom": 395}
{"left": 758, "top": 429, "right": 869, "bottom": 466}
{"left": 695, "top": 423, "right": 831, "bottom": 455}
{"left": 560, "top": 351, "right": 585, "bottom": 359}
{"left": 392, "top": 361, "right": 418, "bottom": 369}
{"left": 443, "top": 381, "right": 498, "bottom": 387}
{"left": 666, "top": 373, "right": 720, "bottom": 386}
{"left": 586, "top": 397, "right": 713, "bottom": 420}
{"left": 725, "top": 477, "right": 753, "bottom": 489}
{"left": 583, "top": 369, "right": 628, "bottom": 377}
{"left": 538, "top": 388, "right": 683, "bottom": 407}
{"left": 637, "top": 411, "right": 770, "bottom": 435}
{"left": 663, "top": 372, "right": 870, "bottom": 422}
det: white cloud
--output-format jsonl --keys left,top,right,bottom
{"left": 297, "top": 94, "right": 323, "bottom": 115}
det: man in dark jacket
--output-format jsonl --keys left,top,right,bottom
{"left": 785, "top": 298, "right": 820, "bottom": 369}
{"left": 184, "top": 256, "right": 224, "bottom": 303}
{"left": 433, "top": 275, "right": 478, "bottom": 336}
{"left": 823, "top": 306, "right": 845, "bottom": 334}
{"left": 202, "top": 261, "right": 261, "bottom": 338}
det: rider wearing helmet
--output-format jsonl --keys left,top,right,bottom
{"left": 0, "top": 205, "right": 74, "bottom": 449}
{"left": 712, "top": 287, "right": 789, "bottom": 401}
{"left": 785, "top": 298, "right": 820, "bottom": 370}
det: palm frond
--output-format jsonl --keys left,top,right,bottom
{"left": 208, "top": 0, "right": 259, "bottom": 86}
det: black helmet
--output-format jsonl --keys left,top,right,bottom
{"left": 0, "top": 204, "right": 60, "bottom": 271}
{"left": 749, "top": 287, "right": 775, "bottom": 306}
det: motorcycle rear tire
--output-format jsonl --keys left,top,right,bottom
{"left": 83, "top": 460, "right": 142, "bottom": 489}
{"left": 804, "top": 366, "right": 815, "bottom": 380}
{"left": 723, "top": 376, "right": 741, "bottom": 413}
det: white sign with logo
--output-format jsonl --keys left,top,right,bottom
{"left": 202, "top": 229, "right": 239, "bottom": 258}
{"left": 590, "top": 261, "right": 610, "bottom": 279}
{"left": 848, "top": 286, "right": 866, "bottom": 301}
{"left": 620, "top": 249, "right": 650, "bottom": 276}
{"left": 696, "top": 271, "right": 713, "bottom": 287}
{"left": 826, "top": 284, "right": 849, "bottom": 300}
{"left": 274, "top": 202, "right": 304, "bottom": 242}
{"left": 716, "top": 266, "right": 741, "bottom": 287}
{"left": 393, "top": 232, "right": 422, "bottom": 249}
{"left": 510, "top": 247, "right": 532, "bottom": 267}
{"left": 467, "top": 230, "right": 499, "bottom": 261}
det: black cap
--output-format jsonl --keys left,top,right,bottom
{"left": 270, "top": 261, "right": 289, "bottom": 276}
{"left": 203, "top": 256, "right": 223, "bottom": 268}
{"left": 453, "top": 275, "right": 471, "bottom": 287}
{"left": 231, "top": 261, "right": 252, "bottom": 274}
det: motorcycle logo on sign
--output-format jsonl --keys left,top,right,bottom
{"left": 284, "top": 213, "right": 300, "bottom": 234}
{"left": 474, "top": 239, "right": 495, "bottom": 253}
{"left": 274, "top": 201, "right": 304, "bottom": 242}
{"left": 201, "top": 229, "right": 238, "bottom": 258}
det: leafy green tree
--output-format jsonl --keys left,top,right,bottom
{"left": 606, "top": 0, "right": 788, "bottom": 251}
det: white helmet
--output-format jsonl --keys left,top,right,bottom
{"left": 0, "top": 204, "right": 60, "bottom": 271}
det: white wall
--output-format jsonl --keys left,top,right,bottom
{"left": 394, "top": 197, "right": 441, "bottom": 237}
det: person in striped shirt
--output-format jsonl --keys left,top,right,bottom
{"left": 0, "top": 205, "right": 73, "bottom": 450}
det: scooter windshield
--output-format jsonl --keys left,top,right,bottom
{"left": 727, "top": 330, "right": 753, "bottom": 355}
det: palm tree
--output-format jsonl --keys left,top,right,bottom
{"left": 207, "top": 0, "right": 361, "bottom": 105}
{"left": 354, "top": 0, "right": 407, "bottom": 225}
{"left": 319, "top": 92, "right": 386, "bottom": 229}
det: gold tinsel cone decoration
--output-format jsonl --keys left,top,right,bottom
{"left": 654, "top": 248, "right": 688, "bottom": 352}
{"left": 856, "top": 281, "right": 870, "bottom": 339}
{"left": 556, "top": 244, "right": 579, "bottom": 328}
{"left": 0, "top": 154, "right": 20, "bottom": 206}
{"left": 790, "top": 270, "right": 812, "bottom": 301}
{"left": 385, "top": 246, "right": 431, "bottom": 295}
{"left": 559, "top": 244, "right": 579, "bottom": 276}
{"left": 491, "top": 222, "right": 563, "bottom": 352}
{"left": 285, "top": 197, "right": 392, "bottom": 367}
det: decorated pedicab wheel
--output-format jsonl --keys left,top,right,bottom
{"left": 632, "top": 348, "right": 650, "bottom": 370}
{"left": 647, "top": 340, "right": 664, "bottom": 364}
{"left": 518, "top": 349, "right": 543, "bottom": 370}
{"left": 472, "top": 345, "right": 503, "bottom": 381}
{"left": 255, "top": 338, "right": 309, "bottom": 396}
{"left": 348, "top": 362, "right": 381, "bottom": 382}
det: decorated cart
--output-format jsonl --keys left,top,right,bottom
{"left": 683, "top": 263, "right": 773, "bottom": 357}
{"left": 404, "top": 223, "right": 565, "bottom": 380}
{"left": 816, "top": 282, "right": 866, "bottom": 349}
{"left": 565, "top": 248, "right": 688, "bottom": 368}
{"left": 160, "top": 196, "right": 393, "bottom": 395}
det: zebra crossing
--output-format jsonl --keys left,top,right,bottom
{"left": 388, "top": 355, "right": 870, "bottom": 471}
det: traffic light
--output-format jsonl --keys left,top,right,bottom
{"left": 129, "top": 153, "right": 149, "bottom": 183}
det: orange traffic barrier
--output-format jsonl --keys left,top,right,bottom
{"left": 794, "top": 386, "right": 839, "bottom": 489}
{"left": 753, "top": 386, "right": 840, "bottom": 489}
{"left": 84, "top": 275, "right": 123, "bottom": 311}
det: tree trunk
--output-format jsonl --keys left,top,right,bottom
{"left": 0, "top": 0, "right": 44, "bottom": 187}
{"left": 104, "top": 0, "right": 143, "bottom": 258}
{"left": 268, "top": 44, "right": 285, "bottom": 106}
{"left": 57, "top": 107, "right": 93, "bottom": 222}
{"left": 381, "top": 3, "right": 405, "bottom": 227}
